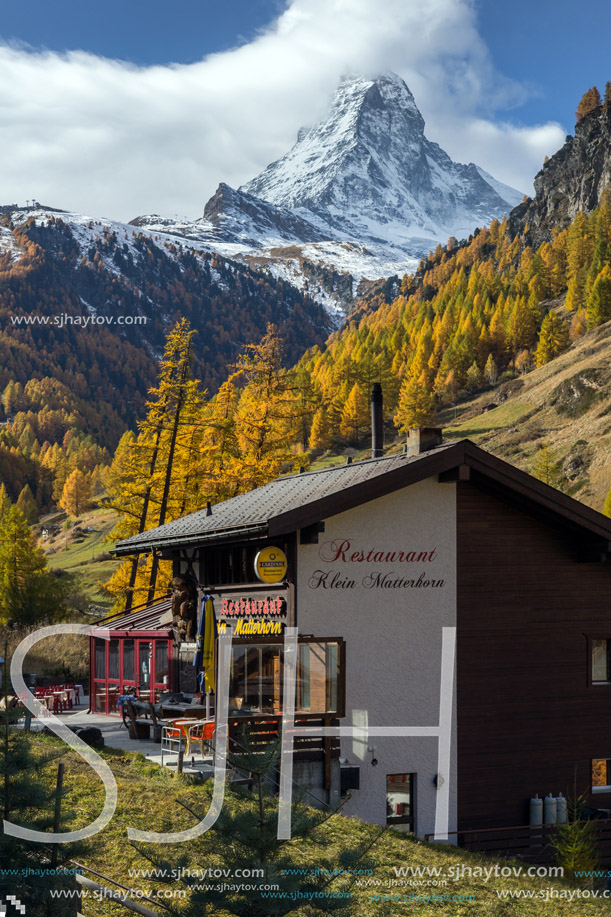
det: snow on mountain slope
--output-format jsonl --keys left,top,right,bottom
{"left": 241, "top": 73, "right": 520, "bottom": 250}
{"left": 11, "top": 74, "right": 519, "bottom": 320}
{"left": 132, "top": 74, "right": 521, "bottom": 316}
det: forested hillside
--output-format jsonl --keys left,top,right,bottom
{"left": 0, "top": 209, "right": 331, "bottom": 514}
{"left": 296, "top": 194, "right": 611, "bottom": 448}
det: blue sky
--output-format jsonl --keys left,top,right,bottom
{"left": 0, "top": 0, "right": 603, "bottom": 219}
{"left": 1, "top": 0, "right": 608, "bottom": 125}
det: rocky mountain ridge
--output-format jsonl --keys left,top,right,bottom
{"left": 0, "top": 206, "right": 332, "bottom": 443}
{"left": 509, "top": 103, "right": 611, "bottom": 245}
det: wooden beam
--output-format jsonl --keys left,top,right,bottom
{"left": 439, "top": 464, "right": 470, "bottom": 483}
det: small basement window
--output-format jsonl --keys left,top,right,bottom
{"left": 386, "top": 773, "right": 415, "bottom": 831}
{"left": 592, "top": 758, "right": 611, "bottom": 793}
{"left": 591, "top": 639, "right": 611, "bottom": 683}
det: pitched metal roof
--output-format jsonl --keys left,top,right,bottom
{"left": 112, "top": 439, "right": 611, "bottom": 556}
{"left": 93, "top": 597, "right": 173, "bottom": 633}
{"left": 113, "top": 442, "right": 460, "bottom": 555}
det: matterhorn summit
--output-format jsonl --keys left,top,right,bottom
{"left": 241, "top": 73, "right": 521, "bottom": 247}
{"left": 135, "top": 73, "right": 522, "bottom": 316}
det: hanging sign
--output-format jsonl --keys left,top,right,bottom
{"left": 254, "top": 547, "right": 288, "bottom": 583}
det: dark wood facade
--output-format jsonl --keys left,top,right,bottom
{"left": 456, "top": 479, "right": 611, "bottom": 830}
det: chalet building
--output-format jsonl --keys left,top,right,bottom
{"left": 101, "top": 419, "right": 611, "bottom": 842}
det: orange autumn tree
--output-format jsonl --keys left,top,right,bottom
{"left": 106, "top": 318, "right": 207, "bottom": 610}
{"left": 105, "top": 323, "right": 309, "bottom": 612}
{"left": 59, "top": 469, "right": 92, "bottom": 518}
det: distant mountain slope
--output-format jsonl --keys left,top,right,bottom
{"left": 442, "top": 316, "right": 611, "bottom": 512}
{"left": 0, "top": 206, "right": 332, "bottom": 446}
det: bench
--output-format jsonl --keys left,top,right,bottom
{"left": 125, "top": 699, "right": 163, "bottom": 742}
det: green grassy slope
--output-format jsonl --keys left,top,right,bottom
{"left": 42, "top": 505, "right": 119, "bottom": 611}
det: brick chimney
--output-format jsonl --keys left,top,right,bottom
{"left": 405, "top": 427, "right": 443, "bottom": 456}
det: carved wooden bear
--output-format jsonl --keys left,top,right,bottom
{"left": 170, "top": 575, "right": 196, "bottom": 642}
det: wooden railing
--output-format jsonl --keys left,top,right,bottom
{"left": 228, "top": 715, "right": 340, "bottom": 789}
{"left": 228, "top": 714, "right": 340, "bottom": 758}
{"left": 425, "top": 819, "right": 611, "bottom": 865}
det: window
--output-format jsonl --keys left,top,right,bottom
{"left": 228, "top": 638, "right": 345, "bottom": 717}
{"left": 592, "top": 639, "right": 611, "bottom": 683}
{"left": 123, "top": 640, "right": 135, "bottom": 683}
{"left": 386, "top": 773, "right": 416, "bottom": 831}
{"left": 155, "top": 642, "right": 169, "bottom": 685}
{"left": 229, "top": 643, "right": 283, "bottom": 714}
{"left": 592, "top": 759, "right": 611, "bottom": 793}
{"left": 297, "top": 641, "right": 342, "bottom": 715}
{"left": 108, "top": 640, "right": 120, "bottom": 680}
{"left": 94, "top": 639, "right": 106, "bottom": 680}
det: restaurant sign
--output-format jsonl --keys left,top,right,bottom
{"left": 308, "top": 538, "right": 446, "bottom": 590}
{"left": 254, "top": 547, "right": 288, "bottom": 583}
{"left": 216, "top": 589, "right": 289, "bottom": 636}
{"left": 220, "top": 619, "right": 284, "bottom": 635}
{"left": 220, "top": 595, "right": 286, "bottom": 617}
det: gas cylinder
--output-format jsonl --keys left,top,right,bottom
{"left": 544, "top": 793, "right": 557, "bottom": 825}
{"left": 530, "top": 794, "right": 543, "bottom": 825}
{"left": 556, "top": 793, "right": 567, "bottom": 824}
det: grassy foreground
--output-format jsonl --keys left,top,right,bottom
{"left": 10, "top": 732, "right": 609, "bottom": 916}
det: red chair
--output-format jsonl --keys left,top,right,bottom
{"left": 187, "top": 720, "right": 215, "bottom": 759}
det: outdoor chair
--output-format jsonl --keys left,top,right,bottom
{"left": 186, "top": 719, "right": 215, "bottom": 759}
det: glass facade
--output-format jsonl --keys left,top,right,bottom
{"left": 91, "top": 636, "right": 172, "bottom": 715}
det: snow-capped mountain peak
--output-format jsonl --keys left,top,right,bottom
{"left": 240, "top": 72, "right": 520, "bottom": 246}
{"left": 131, "top": 72, "right": 522, "bottom": 317}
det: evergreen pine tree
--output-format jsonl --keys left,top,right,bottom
{"left": 232, "top": 325, "right": 308, "bottom": 490}
{"left": 586, "top": 265, "right": 611, "bottom": 328}
{"left": 59, "top": 469, "right": 91, "bottom": 518}
{"left": 483, "top": 353, "right": 498, "bottom": 386}
{"left": 16, "top": 485, "right": 38, "bottom": 525}
{"left": 106, "top": 319, "right": 206, "bottom": 608}
{"left": 550, "top": 787, "right": 600, "bottom": 882}
{"left": 531, "top": 442, "right": 565, "bottom": 491}
{"left": 0, "top": 645, "right": 79, "bottom": 915}
{"left": 339, "top": 383, "right": 369, "bottom": 444}
{"left": 576, "top": 86, "right": 602, "bottom": 122}
{"left": 0, "top": 483, "right": 11, "bottom": 520}
{"left": 309, "top": 406, "right": 331, "bottom": 452}
{"left": 394, "top": 377, "right": 436, "bottom": 431}
{"left": 534, "top": 312, "right": 570, "bottom": 366}
{"left": 136, "top": 727, "right": 377, "bottom": 916}
{"left": 0, "top": 506, "right": 69, "bottom": 626}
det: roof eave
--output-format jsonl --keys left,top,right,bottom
{"left": 112, "top": 522, "right": 269, "bottom": 557}
{"left": 110, "top": 439, "right": 611, "bottom": 558}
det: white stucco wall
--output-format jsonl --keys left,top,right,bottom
{"left": 296, "top": 476, "right": 457, "bottom": 837}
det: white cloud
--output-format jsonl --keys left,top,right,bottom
{"left": 0, "top": 0, "right": 565, "bottom": 221}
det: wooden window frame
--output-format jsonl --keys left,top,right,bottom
{"left": 591, "top": 756, "right": 611, "bottom": 794}
{"left": 229, "top": 635, "right": 346, "bottom": 719}
{"left": 586, "top": 635, "right": 611, "bottom": 687}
